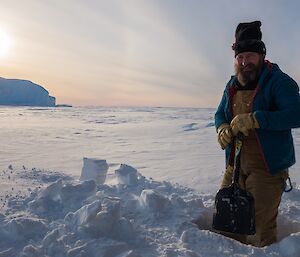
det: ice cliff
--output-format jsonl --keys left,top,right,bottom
{"left": 0, "top": 77, "right": 55, "bottom": 107}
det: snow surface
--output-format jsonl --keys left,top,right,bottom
{"left": 0, "top": 106, "right": 300, "bottom": 257}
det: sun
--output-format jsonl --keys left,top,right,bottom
{"left": 0, "top": 28, "right": 11, "bottom": 58}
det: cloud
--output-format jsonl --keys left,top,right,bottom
{"left": 0, "top": 0, "right": 299, "bottom": 107}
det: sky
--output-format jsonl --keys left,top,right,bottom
{"left": 0, "top": 0, "right": 299, "bottom": 107}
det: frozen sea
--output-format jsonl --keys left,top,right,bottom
{"left": 0, "top": 106, "right": 227, "bottom": 193}
{"left": 1, "top": 106, "right": 300, "bottom": 257}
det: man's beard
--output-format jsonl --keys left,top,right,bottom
{"left": 235, "top": 58, "right": 264, "bottom": 86}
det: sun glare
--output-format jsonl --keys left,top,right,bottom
{"left": 0, "top": 28, "right": 11, "bottom": 58}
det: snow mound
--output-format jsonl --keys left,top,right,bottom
{"left": 1, "top": 164, "right": 300, "bottom": 257}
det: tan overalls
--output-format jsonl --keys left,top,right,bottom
{"left": 221, "top": 90, "right": 288, "bottom": 247}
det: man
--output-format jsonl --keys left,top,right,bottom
{"left": 215, "top": 20, "right": 300, "bottom": 247}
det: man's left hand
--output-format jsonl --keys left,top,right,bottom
{"left": 230, "top": 113, "right": 260, "bottom": 136}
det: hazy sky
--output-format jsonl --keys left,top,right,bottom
{"left": 0, "top": 0, "right": 299, "bottom": 107}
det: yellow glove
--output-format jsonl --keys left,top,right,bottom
{"left": 217, "top": 123, "right": 233, "bottom": 149}
{"left": 230, "top": 113, "right": 260, "bottom": 136}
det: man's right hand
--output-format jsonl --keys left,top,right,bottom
{"left": 217, "top": 123, "right": 233, "bottom": 149}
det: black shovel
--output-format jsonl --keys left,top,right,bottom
{"left": 212, "top": 133, "right": 256, "bottom": 235}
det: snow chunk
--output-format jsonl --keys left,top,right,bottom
{"left": 65, "top": 197, "right": 126, "bottom": 238}
{"left": 28, "top": 179, "right": 97, "bottom": 218}
{"left": 38, "top": 178, "right": 63, "bottom": 201}
{"left": 22, "top": 245, "right": 41, "bottom": 257}
{"left": 28, "top": 179, "right": 63, "bottom": 217}
{"left": 65, "top": 200, "right": 102, "bottom": 228}
{"left": 277, "top": 214, "right": 300, "bottom": 241}
{"left": 1, "top": 217, "right": 47, "bottom": 243}
{"left": 115, "top": 164, "right": 138, "bottom": 186}
{"left": 60, "top": 180, "right": 97, "bottom": 209}
{"left": 113, "top": 217, "right": 135, "bottom": 241}
{"left": 0, "top": 248, "right": 15, "bottom": 257}
{"left": 80, "top": 158, "right": 108, "bottom": 184}
{"left": 67, "top": 239, "right": 130, "bottom": 257}
{"left": 279, "top": 232, "right": 300, "bottom": 257}
{"left": 139, "top": 189, "right": 170, "bottom": 212}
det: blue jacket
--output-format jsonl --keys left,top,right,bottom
{"left": 215, "top": 61, "right": 300, "bottom": 174}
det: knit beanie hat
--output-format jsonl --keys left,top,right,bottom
{"left": 232, "top": 21, "right": 266, "bottom": 57}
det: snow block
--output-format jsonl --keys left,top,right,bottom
{"left": 65, "top": 198, "right": 122, "bottom": 238}
{"left": 2, "top": 217, "right": 48, "bottom": 243}
{"left": 27, "top": 179, "right": 61, "bottom": 209}
{"left": 38, "top": 178, "right": 63, "bottom": 201}
{"left": 113, "top": 217, "right": 135, "bottom": 241}
{"left": 80, "top": 158, "right": 108, "bottom": 185}
{"left": 22, "top": 245, "right": 40, "bottom": 257}
{"left": 115, "top": 164, "right": 138, "bottom": 186}
{"left": 65, "top": 200, "right": 102, "bottom": 228}
{"left": 139, "top": 189, "right": 170, "bottom": 212}
{"left": 60, "top": 180, "right": 97, "bottom": 210}
{"left": 27, "top": 179, "right": 64, "bottom": 217}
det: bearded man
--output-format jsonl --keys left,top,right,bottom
{"left": 215, "top": 21, "right": 300, "bottom": 247}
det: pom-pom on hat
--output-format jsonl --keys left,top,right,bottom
{"left": 232, "top": 21, "right": 266, "bottom": 57}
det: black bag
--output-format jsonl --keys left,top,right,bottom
{"left": 212, "top": 133, "right": 256, "bottom": 235}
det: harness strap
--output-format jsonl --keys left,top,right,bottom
{"left": 284, "top": 177, "right": 293, "bottom": 192}
{"left": 227, "top": 62, "right": 273, "bottom": 167}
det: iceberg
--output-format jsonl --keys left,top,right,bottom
{"left": 0, "top": 77, "right": 56, "bottom": 107}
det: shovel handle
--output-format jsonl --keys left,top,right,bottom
{"left": 236, "top": 132, "right": 245, "bottom": 142}
{"left": 233, "top": 133, "right": 244, "bottom": 185}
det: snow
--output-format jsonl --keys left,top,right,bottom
{"left": 0, "top": 106, "right": 300, "bottom": 257}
